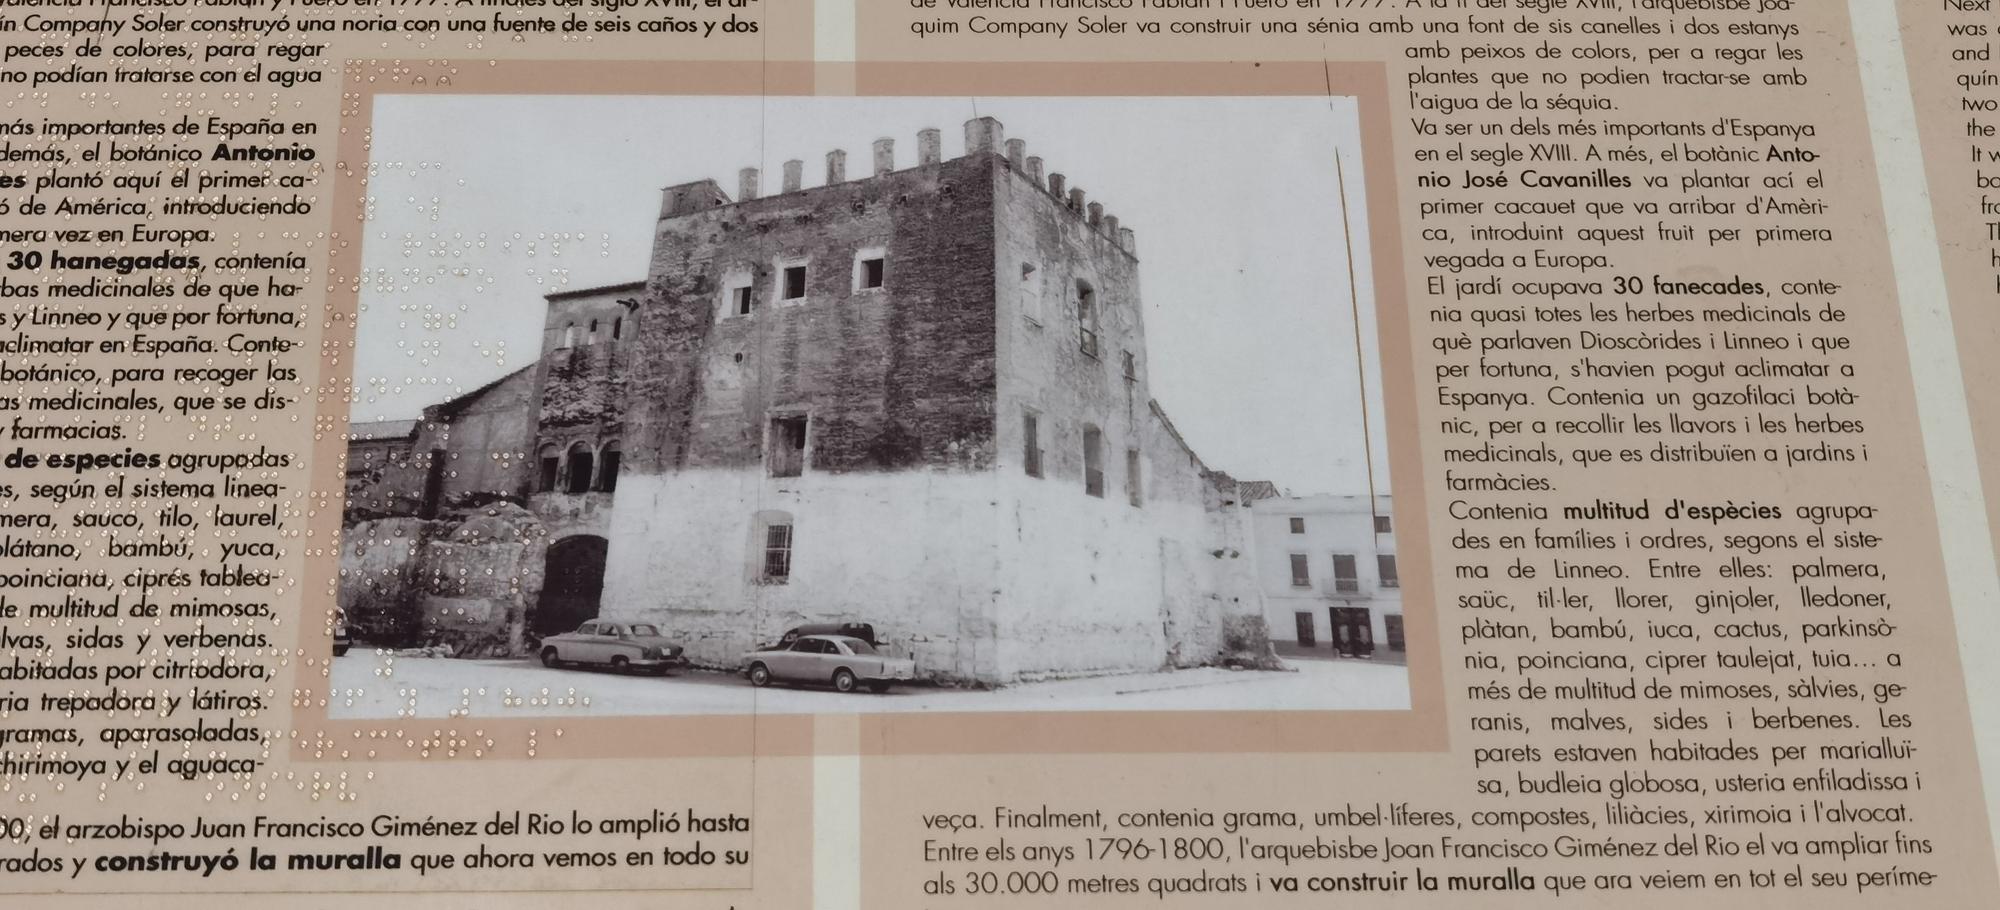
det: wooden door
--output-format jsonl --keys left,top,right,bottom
{"left": 1331, "top": 608, "right": 1375, "bottom": 657}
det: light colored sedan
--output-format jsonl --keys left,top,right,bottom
{"left": 742, "top": 634, "right": 916, "bottom": 693}
{"left": 539, "top": 620, "right": 686, "bottom": 674}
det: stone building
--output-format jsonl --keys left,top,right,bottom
{"left": 342, "top": 118, "right": 1275, "bottom": 684}
{"left": 1245, "top": 492, "right": 1403, "bottom": 660}
{"left": 343, "top": 418, "right": 418, "bottom": 516}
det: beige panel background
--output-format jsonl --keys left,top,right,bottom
{"left": 7, "top": 0, "right": 2000, "bottom": 906}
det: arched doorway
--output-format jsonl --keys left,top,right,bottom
{"left": 534, "top": 535, "right": 607, "bottom": 637}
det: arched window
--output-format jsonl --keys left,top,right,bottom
{"left": 536, "top": 444, "right": 561, "bottom": 493}
{"left": 564, "top": 441, "right": 594, "bottom": 494}
{"left": 612, "top": 317, "right": 623, "bottom": 340}
{"left": 589, "top": 318, "right": 599, "bottom": 339}
{"left": 562, "top": 323, "right": 577, "bottom": 348}
{"left": 596, "top": 440, "right": 622, "bottom": 493}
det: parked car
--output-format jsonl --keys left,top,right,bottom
{"left": 768, "top": 622, "right": 880, "bottom": 649}
{"left": 742, "top": 634, "right": 915, "bottom": 693}
{"left": 332, "top": 612, "right": 352, "bottom": 657}
{"left": 539, "top": 620, "right": 686, "bottom": 674}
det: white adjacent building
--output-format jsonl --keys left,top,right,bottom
{"left": 1246, "top": 492, "right": 1402, "bottom": 660}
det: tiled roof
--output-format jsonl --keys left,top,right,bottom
{"left": 349, "top": 419, "right": 418, "bottom": 442}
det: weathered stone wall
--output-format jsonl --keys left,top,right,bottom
{"left": 988, "top": 147, "right": 1146, "bottom": 508}
{"left": 986, "top": 137, "right": 1269, "bottom": 681}
{"left": 541, "top": 282, "right": 642, "bottom": 353}
{"left": 411, "top": 505, "right": 547, "bottom": 657}
{"left": 528, "top": 491, "right": 614, "bottom": 541}
{"left": 1185, "top": 478, "right": 1278, "bottom": 668}
{"left": 595, "top": 146, "right": 1012, "bottom": 682}
{"left": 335, "top": 505, "right": 547, "bottom": 655}
{"left": 427, "top": 366, "right": 540, "bottom": 503}
{"left": 343, "top": 436, "right": 419, "bottom": 519}
{"left": 347, "top": 368, "right": 541, "bottom": 522}
{"left": 619, "top": 152, "right": 1000, "bottom": 476}
{"left": 337, "top": 516, "right": 437, "bottom": 645}
{"left": 539, "top": 343, "right": 626, "bottom": 435}
{"left": 534, "top": 285, "right": 635, "bottom": 490}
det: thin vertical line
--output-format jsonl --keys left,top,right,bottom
{"left": 1335, "top": 151, "right": 1380, "bottom": 525}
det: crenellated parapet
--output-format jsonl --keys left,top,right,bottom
{"left": 664, "top": 117, "right": 1137, "bottom": 254}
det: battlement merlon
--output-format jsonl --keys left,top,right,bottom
{"left": 658, "top": 178, "right": 730, "bottom": 219}
{"left": 652, "top": 117, "right": 1137, "bottom": 257}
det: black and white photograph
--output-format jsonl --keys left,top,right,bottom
{"left": 331, "top": 95, "right": 1406, "bottom": 717}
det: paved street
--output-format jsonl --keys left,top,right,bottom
{"left": 326, "top": 650, "right": 1410, "bottom": 719}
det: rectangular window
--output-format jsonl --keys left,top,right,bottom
{"left": 1020, "top": 262, "right": 1043, "bottom": 325}
{"left": 733, "top": 285, "right": 754, "bottom": 316}
{"left": 1125, "top": 448, "right": 1142, "bottom": 506}
{"left": 1289, "top": 517, "right": 1306, "bottom": 534}
{"left": 1023, "top": 412, "right": 1042, "bottom": 478}
{"left": 1378, "top": 554, "right": 1400, "bottom": 589}
{"left": 768, "top": 415, "right": 808, "bottom": 478}
{"left": 858, "top": 256, "right": 885, "bottom": 290}
{"left": 1332, "top": 554, "right": 1360, "bottom": 593}
{"left": 1077, "top": 287, "right": 1099, "bottom": 358}
{"left": 782, "top": 265, "right": 807, "bottom": 301}
{"left": 1289, "top": 554, "right": 1311, "bottom": 587}
{"left": 1083, "top": 426, "right": 1104, "bottom": 498}
{"left": 1375, "top": 514, "right": 1393, "bottom": 534}
{"left": 1385, "top": 614, "right": 1406, "bottom": 652}
{"left": 762, "top": 523, "right": 793, "bottom": 583}
{"left": 1121, "top": 350, "right": 1137, "bottom": 381}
